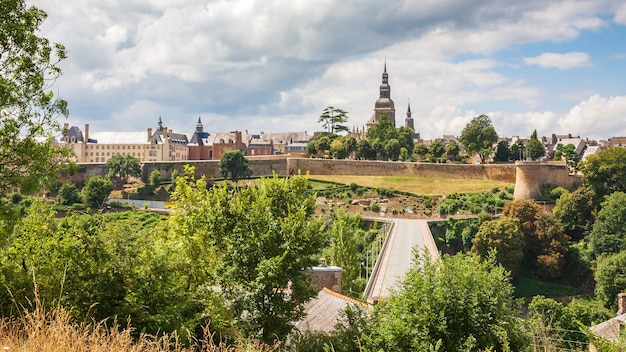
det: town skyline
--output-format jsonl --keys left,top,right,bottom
{"left": 33, "top": 0, "right": 626, "bottom": 140}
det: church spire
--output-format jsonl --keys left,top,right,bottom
{"left": 405, "top": 99, "right": 415, "bottom": 132}
{"left": 158, "top": 116, "right": 164, "bottom": 131}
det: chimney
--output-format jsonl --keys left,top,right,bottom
{"left": 617, "top": 293, "right": 626, "bottom": 315}
{"left": 163, "top": 127, "right": 168, "bottom": 139}
{"left": 84, "top": 124, "right": 89, "bottom": 142}
{"left": 63, "top": 123, "right": 69, "bottom": 132}
{"left": 147, "top": 128, "right": 152, "bottom": 141}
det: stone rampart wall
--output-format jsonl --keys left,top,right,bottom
{"left": 287, "top": 158, "right": 517, "bottom": 183}
{"left": 68, "top": 158, "right": 581, "bottom": 199}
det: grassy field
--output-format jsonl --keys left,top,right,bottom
{"left": 307, "top": 175, "right": 514, "bottom": 196}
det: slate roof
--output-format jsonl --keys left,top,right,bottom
{"left": 295, "top": 288, "right": 368, "bottom": 333}
{"left": 88, "top": 131, "right": 149, "bottom": 144}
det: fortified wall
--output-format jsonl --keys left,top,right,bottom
{"left": 70, "top": 158, "right": 580, "bottom": 200}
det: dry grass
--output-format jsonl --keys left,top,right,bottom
{"left": 0, "top": 297, "right": 279, "bottom": 352}
{"left": 307, "top": 175, "right": 513, "bottom": 195}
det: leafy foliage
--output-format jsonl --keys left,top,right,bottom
{"left": 595, "top": 250, "right": 626, "bottom": 310}
{"left": 472, "top": 218, "right": 525, "bottom": 277}
{"left": 170, "top": 166, "right": 327, "bottom": 342}
{"left": 318, "top": 106, "right": 349, "bottom": 134}
{"left": 581, "top": 147, "right": 626, "bottom": 200}
{"left": 81, "top": 176, "right": 113, "bottom": 208}
{"left": 218, "top": 149, "right": 252, "bottom": 182}
{"left": 57, "top": 183, "right": 80, "bottom": 205}
{"left": 525, "top": 130, "right": 545, "bottom": 161}
{"left": 528, "top": 295, "right": 610, "bottom": 351}
{"left": 367, "top": 252, "right": 527, "bottom": 351}
{"left": 494, "top": 140, "right": 511, "bottom": 162}
{"left": 106, "top": 153, "right": 141, "bottom": 186}
{"left": 0, "top": 0, "right": 72, "bottom": 195}
{"left": 554, "top": 143, "right": 580, "bottom": 172}
{"left": 459, "top": 114, "right": 498, "bottom": 163}
{"left": 587, "top": 192, "right": 626, "bottom": 259}
{"left": 501, "top": 200, "right": 569, "bottom": 280}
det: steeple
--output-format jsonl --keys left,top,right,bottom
{"left": 367, "top": 61, "right": 396, "bottom": 129}
{"left": 405, "top": 99, "right": 415, "bottom": 132}
{"left": 196, "top": 116, "right": 203, "bottom": 132}
{"left": 158, "top": 116, "right": 164, "bottom": 131}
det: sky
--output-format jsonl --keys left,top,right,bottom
{"left": 31, "top": 0, "right": 626, "bottom": 141}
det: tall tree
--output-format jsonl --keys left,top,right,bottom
{"left": 587, "top": 192, "right": 626, "bottom": 259}
{"left": 81, "top": 176, "right": 113, "bottom": 208}
{"left": 526, "top": 130, "right": 546, "bottom": 161}
{"left": 414, "top": 143, "right": 429, "bottom": 161}
{"left": 554, "top": 143, "right": 580, "bottom": 172}
{"left": 446, "top": 140, "right": 461, "bottom": 161}
{"left": 429, "top": 139, "right": 446, "bottom": 159}
{"left": 106, "top": 153, "right": 141, "bottom": 186}
{"left": 219, "top": 149, "right": 252, "bottom": 182}
{"left": 494, "top": 140, "right": 511, "bottom": 162}
{"left": 170, "top": 167, "right": 327, "bottom": 342}
{"left": 327, "top": 211, "right": 361, "bottom": 293}
{"left": 581, "top": 147, "right": 626, "bottom": 200}
{"left": 318, "top": 106, "right": 349, "bottom": 134}
{"left": 0, "top": 0, "right": 71, "bottom": 195}
{"left": 510, "top": 140, "right": 525, "bottom": 161}
{"left": 367, "top": 252, "right": 527, "bottom": 351}
{"left": 459, "top": 114, "right": 498, "bottom": 163}
{"left": 472, "top": 218, "right": 525, "bottom": 277}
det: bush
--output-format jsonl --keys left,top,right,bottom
{"left": 58, "top": 184, "right": 80, "bottom": 206}
{"left": 371, "top": 203, "right": 380, "bottom": 213}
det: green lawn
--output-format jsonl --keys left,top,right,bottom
{"left": 307, "top": 175, "right": 513, "bottom": 196}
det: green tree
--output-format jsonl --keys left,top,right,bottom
{"left": 219, "top": 149, "right": 252, "bottom": 182}
{"left": 0, "top": 0, "right": 71, "bottom": 196}
{"left": 510, "top": 140, "right": 525, "bottom": 161}
{"left": 414, "top": 142, "right": 429, "bottom": 161}
{"left": 318, "top": 106, "right": 349, "bottom": 134}
{"left": 554, "top": 143, "right": 580, "bottom": 172}
{"left": 581, "top": 147, "right": 626, "bottom": 200}
{"left": 106, "top": 153, "right": 141, "bottom": 186}
{"left": 170, "top": 167, "right": 327, "bottom": 342}
{"left": 526, "top": 130, "right": 545, "bottom": 161}
{"left": 595, "top": 251, "right": 626, "bottom": 310}
{"left": 397, "top": 126, "right": 415, "bottom": 155}
{"left": 327, "top": 211, "right": 361, "bottom": 294}
{"left": 587, "top": 192, "right": 626, "bottom": 259}
{"left": 384, "top": 139, "right": 401, "bottom": 161}
{"left": 459, "top": 114, "right": 498, "bottom": 163}
{"left": 366, "top": 113, "right": 396, "bottom": 142}
{"left": 528, "top": 296, "right": 610, "bottom": 351}
{"left": 553, "top": 186, "right": 596, "bottom": 240}
{"left": 429, "top": 139, "right": 446, "bottom": 159}
{"left": 494, "top": 140, "right": 511, "bottom": 162}
{"left": 446, "top": 140, "right": 460, "bottom": 161}
{"left": 356, "top": 139, "right": 375, "bottom": 160}
{"left": 367, "top": 252, "right": 527, "bottom": 351}
{"left": 502, "top": 199, "right": 569, "bottom": 279}
{"left": 149, "top": 169, "right": 162, "bottom": 189}
{"left": 471, "top": 219, "right": 525, "bottom": 277}
{"left": 81, "top": 176, "right": 113, "bottom": 208}
{"left": 57, "top": 183, "right": 80, "bottom": 205}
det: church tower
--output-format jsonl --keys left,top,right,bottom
{"left": 366, "top": 61, "right": 396, "bottom": 129}
{"left": 405, "top": 100, "right": 415, "bottom": 132}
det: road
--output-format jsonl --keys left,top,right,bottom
{"left": 364, "top": 219, "right": 438, "bottom": 303}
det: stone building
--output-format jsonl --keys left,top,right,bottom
{"left": 366, "top": 62, "right": 396, "bottom": 129}
{"left": 60, "top": 117, "right": 188, "bottom": 163}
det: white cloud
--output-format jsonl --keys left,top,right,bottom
{"left": 558, "top": 95, "right": 626, "bottom": 139}
{"left": 615, "top": 3, "right": 626, "bottom": 24}
{"left": 27, "top": 0, "right": 626, "bottom": 141}
{"left": 524, "top": 52, "right": 592, "bottom": 69}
